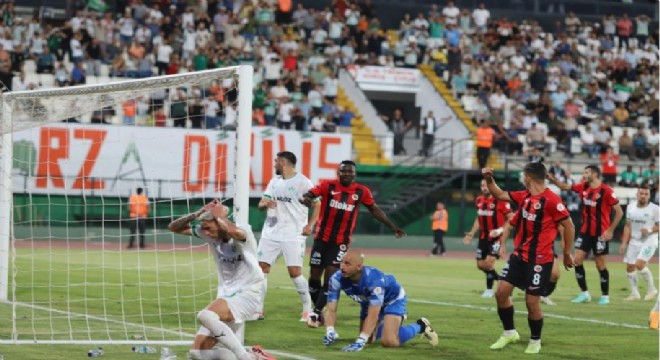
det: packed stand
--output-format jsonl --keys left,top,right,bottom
{"left": 387, "top": 2, "right": 658, "bottom": 161}
{"left": 0, "top": 0, "right": 393, "bottom": 132}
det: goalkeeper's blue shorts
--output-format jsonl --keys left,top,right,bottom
{"left": 360, "top": 296, "right": 407, "bottom": 321}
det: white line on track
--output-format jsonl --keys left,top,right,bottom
{"left": 4, "top": 301, "right": 318, "bottom": 359}
{"left": 277, "top": 286, "right": 648, "bottom": 330}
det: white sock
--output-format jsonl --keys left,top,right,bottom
{"left": 292, "top": 275, "right": 312, "bottom": 312}
{"left": 627, "top": 271, "right": 640, "bottom": 296}
{"left": 188, "top": 348, "right": 239, "bottom": 360}
{"left": 640, "top": 267, "right": 656, "bottom": 292}
{"left": 504, "top": 329, "right": 517, "bottom": 336}
{"left": 197, "top": 309, "right": 248, "bottom": 358}
{"left": 259, "top": 274, "right": 268, "bottom": 313}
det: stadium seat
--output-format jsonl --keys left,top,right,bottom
{"left": 613, "top": 186, "right": 638, "bottom": 205}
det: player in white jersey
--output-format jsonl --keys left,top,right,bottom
{"left": 619, "top": 185, "right": 659, "bottom": 301}
{"left": 256, "top": 151, "right": 320, "bottom": 321}
{"left": 168, "top": 200, "right": 275, "bottom": 360}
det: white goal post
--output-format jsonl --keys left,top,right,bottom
{"left": 0, "top": 65, "right": 253, "bottom": 344}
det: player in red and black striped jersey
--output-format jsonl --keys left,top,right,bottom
{"left": 463, "top": 179, "right": 513, "bottom": 298}
{"left": 299, "top": 160, "right": 405, "bottom": 327}
{"left": 547, "top": 165, "right": 623, "bottom": 305}
{"left": 482, "top": 163, "right": 575, "bottom": 355}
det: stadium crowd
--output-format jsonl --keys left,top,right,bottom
{"left": 0, "top": 0, "right": 658, "bottom": 162}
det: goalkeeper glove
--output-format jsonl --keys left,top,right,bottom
{"left": 323, "top": 327, "right": 339, "bottom": 346}
{"left": 342, "top": 333, "right": 368, "bottom": 352}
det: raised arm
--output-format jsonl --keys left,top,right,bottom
{"left": 365, "top": 203, "right": 405, "bottom": 238}
{"left": 482, "top": 167, "right": 511, "bottom": 202}
{"left": 546, "top": 172, "right": 573, "bottom": 191}
{"left": 168, "top": 208, "right": 205, "bottom": 235}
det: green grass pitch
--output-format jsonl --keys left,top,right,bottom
{"left": 0, "top": 243, "right": 657, "bottom": 360}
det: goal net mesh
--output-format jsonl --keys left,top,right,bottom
{"left": 0, "top": 66, "right": 252, "bottom": 344}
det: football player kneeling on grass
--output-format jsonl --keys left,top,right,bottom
{"left": 322, "top": 250, "right": 438, "bottom": 352}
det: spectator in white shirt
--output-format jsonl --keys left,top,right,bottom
{"left": 581, "top": 127, "right": 598, "bottom": 158}
{"left": 70, "top": 32, "right": 84, "bottom": 64}
{"left": 442, "top": 1, "right": 460, "bottom": 25}
{"left": 472, "top": 3, "right": 490, "bottom": 33}
{"left": 488, "top": 87, "right": 508, "bottom": 112}
{"left": 323, "top": 73, "right": 338, "bottom": 101}
{"left": 118, "top": 11, "right": 135, "bottom": 48}
{"left": 202, "top": 96, "right": 221, "bottom": 129}
{"left": 277, "top": 99, "right": 295, "bottom": 129}
{"left": 155, "top": 38, "right": 172, "bottom": 75}
{"left": 310, "top": 111, "right": 326, "bottom": 132}
{"left": 269, "top": 79, "right": 289, "bottom": 100}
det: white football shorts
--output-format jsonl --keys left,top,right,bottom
{"left": 257, "top": 237, "right": 306, "bottom": 268}
{"left": 624, "top": 241, "right": 658, "bottom": 265}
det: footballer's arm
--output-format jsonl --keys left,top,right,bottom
{"left": 168, "top": 209, "right": 205, "bottom": 235}
{"left": 481, "top": 168, "right": 511, "bottom": 202}
{"left": 360, "top": 305, "right": 382, "bottom": 341}
{"left": 546, "top": 173, "right": 572, "bottom": 191}
{"left": 325, "top": 300, "right": 338, "bottom": 328}
{"left": 619, "top": 220, "right": 632, "bottom": 255}
{"left": 366, "top": 203, "right": 406, "bottom": 238}
{"left": 303, "top": 199, "right": 321, "bottom": 236}
{"left": 558, "top": 217, "right": 576, "bottom": 269}
{"left": 463, "top": 218, "right": 480, "bottom": 244}
{"left": 602, "top": 203, "right": 623, "bottom": 241}
{"left": 300, "top": 191, "right": 315, "bottom": 208}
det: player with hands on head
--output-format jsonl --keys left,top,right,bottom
{"left": 299, "top": 160, "right": 406, "bottom": 328}
{"left": 323, "top": 249, "right": 438, "bottom": 352}
{"left": 547, "top": 165, "right": 623, "bottom": 305}
{"left": 168, "top": 199, "right": 275, "bottom": 360}
{"left": 482, "top": 164, "right": 575, "bottom": 354}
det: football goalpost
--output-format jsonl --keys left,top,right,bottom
{"left": 0, "top": 65, "right": 253, "bottom": 344}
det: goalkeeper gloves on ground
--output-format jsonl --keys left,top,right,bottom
{"left": 342, "top": 333, "right": 368, "bottom": 352}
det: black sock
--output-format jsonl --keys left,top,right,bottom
{"left": 486, "top": 270, "right": 499, "bottom": 290}
{"left": 599, "top": 268, "right": 609, "bottom": 296}
{"left": 528, "top": 318, "right": 543, "bottom": 340}
{"left": 497, "top": 306, "right": 515, "bottom": 331}
{"left": 308, "top": 278, "right": 322, "bottom": 304}
{"left": 575, "top": 265, "right": 588, "bottom": 291}
{"left": 544, "top": 281, "right": 557, "bottom": 296}
{"left": 313, "top": 283, "right": 329, "bottom": 314}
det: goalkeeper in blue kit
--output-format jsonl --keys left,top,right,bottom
{"left": 322, "top": 250, "right": 438, "bottom": 351}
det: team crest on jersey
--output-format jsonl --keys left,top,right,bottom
{"left": 533, "top": 265, "right": 542, "bottom": 272}
{"left": 352, "top": 194, "right": 359, "bottom": 201}
{"left": 490, "top": 203, "right": 495, "bottom": 209}
{"left": 557, "top": 203, "right": 566, "bottom": 211}
{"left": 373, "top": 287, "right": 383, "bottom": 295}
{"left": 339, "top": 244, "right": 347, "bottom": 251}
{"left": 533, "top": 203, "right": 541, "bottom": 210}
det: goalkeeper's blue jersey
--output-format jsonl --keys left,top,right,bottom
{"left": 327, "top": 266, "right": 405, "bottom": 307}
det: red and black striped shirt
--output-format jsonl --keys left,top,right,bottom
{"left": 476, "top": 195, "right": 511, "bottom": 241}
{"left": 509, "top": 189, "right": 570, "bottom": 264}
{"left": 309, "top": 180, "right": 375, "bottom": 245}
{"left": 571, "top": 182, "right": 618, "bottom": 237}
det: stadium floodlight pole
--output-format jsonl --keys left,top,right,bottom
{"left": 0, "top": 98, "right": 12, "bottom": 302}
{"left": 233, "top": 65, "right": 253, "bottom": 345}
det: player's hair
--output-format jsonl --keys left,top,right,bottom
{"left": 584, "top": 165, "right": 601, "bottom": 177}
{"left": 523, "top": 162, "right": 547, "bottom": 182}
{"left": 340, "top": 160, "right": 357, "bottom": 168}
{"left": 136, "top": 187, "right": 143, "bottom": 195}
{"left": 639, "top": 183, "right": 651, "bottom": 191}
{"left": 277, "top": 151, "right": 297, "bottom": 165}
{"left": 196, "top": 206, "right": 230, "bottom": 222}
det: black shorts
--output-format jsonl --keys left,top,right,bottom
{"left": 475, "top": 239, "right": 501, "bottom": 260}
{"left": 575, "top": 234, "right": 609, "bottom": 256}
{"left": 309, "top": 240, "right": 348, "bottom": 268}
{"left": 499, "top": 255, "right": 553, "bottom": 296}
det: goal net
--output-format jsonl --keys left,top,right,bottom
{"left": 0, "top": 65, "right": 253, "bottom": 344}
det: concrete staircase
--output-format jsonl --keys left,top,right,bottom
{"left": 337, "top": 88, "right": 390, "bottom": 166}
{"left": 418, "top": 64, "right": 503, "bottom": 170}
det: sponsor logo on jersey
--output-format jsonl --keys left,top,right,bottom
{"left": 275, "top": 196, "right": 293, "bottom": 202}
{"left": 349, "top": 294, "right": 369, "bottom": 303}
{"left": 477, "top": 209, "right": 495, "bottom": 216}
{"left": 331, "top": 191, "right": 341, "bottom": 195}
{"left": 521, "top": 209, "right": 537, "bottom": 221}
{"left": 329, "top": 199, "right": 355, "bottom": 211}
